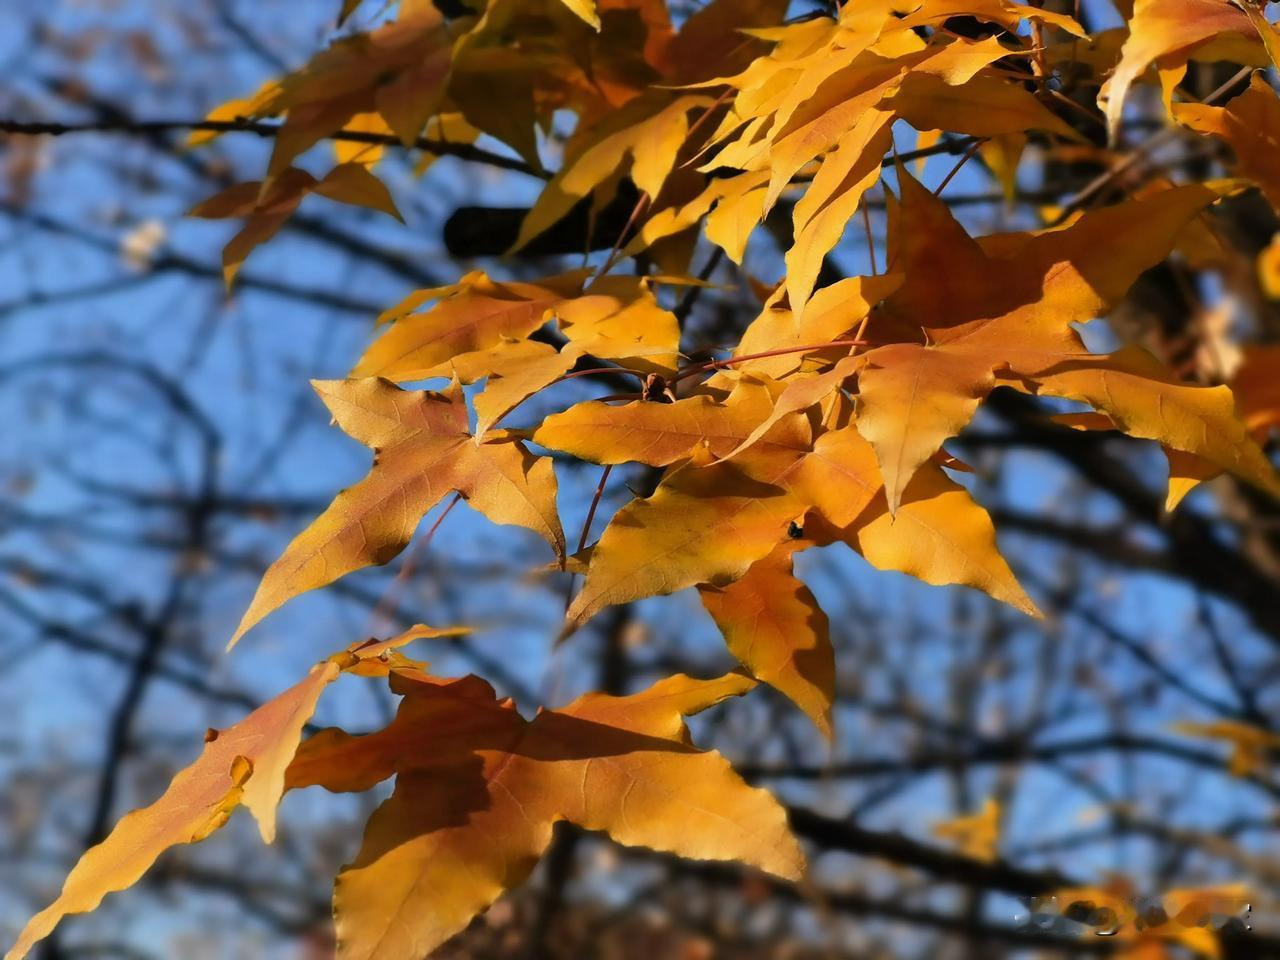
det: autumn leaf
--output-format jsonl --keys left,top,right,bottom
{"left": 1101, "top": 0, "right": 1267, "bottom": 142}
{"left": 1173, "top": 720, "right": 1280, "bottom": 777}
{"left": 705, "top": 26, "right": 1074, "bottom": 224}
{"left": 932, "top": 798, "right": 1001, "bottom": 862}
{"left": 854, "top": 170, "right": 1223, "bottom": 513}
{"left": 190, "top": 164, "right": 402, "bottom": 285}
{"left": 1176, "top": 75, "right": 1280, "bottom": 213}
{"left": 760, "top": 417, "right": 1038, "bottom": 646}
{"left": 1050, "top": 411, "right": 1230, "bottom": 511}
{"left": 553, "top": 275, "right": 682, "bottom": 375}
{"left": 699, "top": 541, "right": 834, "bottom": 737}
{"left": 5, "top": 661, "right": 341, "bottom": 960}
{"left": 855, "top": 342, "right": 995, "bottom": 517}
{"left": 1025, "top": 345, "right": 1280, "bottom": 498}
{"left": 785, "top": 109, "right": 895, "bottom": 315}
{"left": 565, "top": 427, "right": 811, "bottom": 631}
{"left": 512, "top": 93, "right": 713, "bottom": 253}
{"left": 185, "top": 81, "right": 278, "bottom": 147}
{"left": 663, "top": 0, "right": 791, "bottom": 83}
{"left": 1234, "top": 344, "right": 1280, "bottom": 437}
{"left": 568, "top": 379, "right": 1038, "bottom": 635}
{"left": 748, "top": 55, "right": 904, "bottom": 216}
{"left": 624, "top": 169, "right": 770, "bottom": 261}
{"left": 289, "top": 669, "right": 804, "bottom": 960}
{"left": 4, "top": 624, "right": 479, "bottom": 960}
{"left": 458, "top": 340, "right": 584, "bottom": 437}
{"left": 231, "top": 378, "right": 563, "bottom": 645}
{"left": 259, "top": 1, "right": 453, "bottom": 169}
{"left": 886, "top": 70, "right": 1082, "bottom": 142}
{"left": 794, "top": 425, "right": 1039, "bottom": 618}
{"left": 556, "top": 0, "right": 600, "bottom": 30}
{"left": 1162, "top": 447, "right": 1221, "bottom": 511}
{"left": 353, "top": 271, "right": 586, "bottom": 381}
{"left": 730, "top": 273, "right": 903, "bottom": 380}
{"left": 1259, "top": 234, "right": 1280, "bottom": 300}
{"left": 532, "top": 373, "right": 781, "bottom": 467}
{"left": 721, "top": 352, "right": 866, "bottom": 462}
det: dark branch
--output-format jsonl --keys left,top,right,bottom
{"left": 0, "top": 117, "right": 544, "bottom": 178}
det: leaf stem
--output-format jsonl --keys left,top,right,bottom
{"left": 557, "top": 365, "right": 650, "bottom": 384}
{"left": 367, "top": 492, "right": 462, "bottom": 635}
{"left": 563, "top": 465, "right": 613, "bottom": 612}
{"left": 577, "top": 465, "right": 613, "bottom": 557}
{"left": 862, "top": 202, "right": 878, "bottom": 276}
{"left": 671, "top": 339, "right": 867, "bottom": 383}
{"left": 591, "top": 191, "right": 651, "bottom": 282}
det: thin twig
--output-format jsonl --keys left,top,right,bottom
{"left": 674, "top": 247, "right": 725, "bottom": 324}
{"left": 886, "top": 135, "right": 982, "bottom": 169}
{"left": 1051, "top": 66, "right": 1254, "bottom": 225}
{"left": 556, "top": 365, "right": 649, "bottom": 384}
{"left": 932, "top": 139, "right": 986, "bottom": 197}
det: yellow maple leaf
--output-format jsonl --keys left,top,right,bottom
{"left": 553, "top": 275, "right": 682, "bottom": 376}
{"left": 3, "top": 625, "right": 481, "bottom": 960}
{"left": 785, "top": 109, "right": 895, "bottom": 316}
{"left": 353, "top": 271, "right": 586, "bottom": 381}
{"left": 1100, "top": 0, "right": 1273, "bottom": 143}
{"left": 556, "top": 0, "right": 600, "bottom": 29}
{"left": 289, "top": 670, "right": 804, "bottom": 960}
{"left": 1177, "top": 75, "right": 1280, "bottom": 214}
{"left": 452, "top": 339, "right": 584, "bottom": 437}
{"left": 533, "top": 374, "right": 781, "bottom": 467}
{"left": 1234, "top": 344, "right": 1280, "bottom": 437}
{"left": 189, "top": 164, "right": 402, "bottom": 285}
{"left": 699, "top": 540, "right": 834, "bottom": 737}
{"left": 512, "top": 93, "right": 713, "bottom": 253}
{"left": 795, "top": 425, "right": 1039, "bottom": 617}
{"left": 1026, "top": 346, "right": 1279, "bottom": 500}
{"left": 261, "top": 2, "right": 453, "bottom": 172}
{"left": 854, "top": 171, "right": 1249, "bottom": 513}
{"left": 231, "top": 378, "right": 563, "bottom": 646}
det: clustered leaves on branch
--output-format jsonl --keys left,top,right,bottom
{"left": 10, "top": 0, "right": 1280, "bottom": 957}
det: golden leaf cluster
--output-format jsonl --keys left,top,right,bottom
{"left": 12, "top": 0, "right": 1280, "bottom": 956}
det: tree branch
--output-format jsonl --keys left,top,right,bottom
{"left": 0, "top": 117, "right": 544, "bottom": 178}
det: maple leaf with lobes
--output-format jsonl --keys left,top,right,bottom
{"left": 854, "top": 171, "right": 1276, "bottom": 513}
{"left": 288, "top": 669, "right": 804, "bottom": 960}
{"left": 231, "top": 378, "right": 563, "bottom": 645}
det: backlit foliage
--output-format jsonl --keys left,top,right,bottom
{"left": 10, "top": 0, "right": 1280, "bottom": 957}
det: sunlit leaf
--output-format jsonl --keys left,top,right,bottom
{"left": 699, "top": 541, "right": 834, "bottom": 737}
{"left": 6, "top": 662, "right": 341, "bottom": 959}
{"left": 290, "top": 670, "right": 804, "bottom": 960}
{"left": 231, "top": 378, "right": 563, "bottom": 645}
